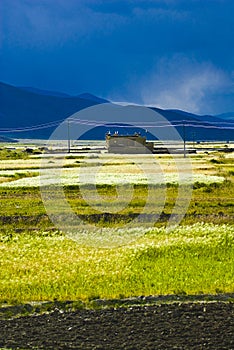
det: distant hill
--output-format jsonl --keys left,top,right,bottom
{"left": 0, "top": 81, "right": 99, "bottom": 138}
{"left": 0, "top": 81, "right": 233, "bottom": 141}
{"left": 19, "top": 86, "right": 71, "bottom": 98}
{"left": 215, "top": 112, "right": 234, "bottom": 121}
{"left": 0, "top": 135, "right": 18, "bottom": 143}
{"left": 146, "top": 107, "right": 234, "bottom": 142}
{"left": 77, "top": 93, "right": 108, "bottom": 104}
{"left": 167, "top": 109, "right": 225, "bottom": 123}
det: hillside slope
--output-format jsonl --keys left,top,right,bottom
{"left": 0, "top": 82, "right": 233, "bottom": 140}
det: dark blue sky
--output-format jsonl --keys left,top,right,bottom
{"left": 1, "top": 0, "right": 234, "bottom": 114}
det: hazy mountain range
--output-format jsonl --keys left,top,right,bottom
{"left": 0, "top": 81, "right": 233, "bottom": 141}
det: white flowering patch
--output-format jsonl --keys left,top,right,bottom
{"left": 0, "top": 166, "right": 225, "bottom": 188}
{"left": 0, "top": 169, "right": 39, "bottom": 176}
{"left": 128, "top": 223, "right": 234, "bottom": 252}
{"left": 0, "top": 152, "right": 225, "bottom": 188}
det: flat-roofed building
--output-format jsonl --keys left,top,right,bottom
{"left": 106, "top": 132, "right": 154, "bottom": 154}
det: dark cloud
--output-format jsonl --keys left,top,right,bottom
{"left": 0, "top": 0, "right": 234, "bottom": 113}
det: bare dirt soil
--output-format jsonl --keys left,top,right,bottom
{"left": 0, "top": 302, "right": 233, "bottom": 349}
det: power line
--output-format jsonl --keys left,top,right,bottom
{"left": 0, "top": 120, "right": 63, "bottom": 133}
{"left": 0, "top": 118, "right": 234, "bottom": 133}
{"left": 69, "top": 117, "right": 234, "bottom": 126}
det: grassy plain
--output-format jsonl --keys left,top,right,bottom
{"left": 0, "top": 143, "right": 233, "bottom": 304}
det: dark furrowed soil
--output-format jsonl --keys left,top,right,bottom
{"left": 0, "top": 302, "right": 233, "bottom": 349}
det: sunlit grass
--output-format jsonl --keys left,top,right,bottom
{"left": 0, "top": 146, "right": 233, "bottom": 305}
{"left": 0, "top": 223, "right": 233, "bottom": 304}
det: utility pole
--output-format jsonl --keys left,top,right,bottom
{"left": 183, "top": 123, "right": 186, "bottom": 158}
{"left": 67, "top": 120, "right": 71, "bottom": 153}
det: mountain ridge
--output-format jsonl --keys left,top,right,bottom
{"left": 19, "top": 86, "right": 71, "bottom": 98}
{"left": 0, "top": 81, "right": 233, "bottom": 140}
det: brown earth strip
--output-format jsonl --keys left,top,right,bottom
{"left": 0, "top": 301, "right": 233, "bottom": 349}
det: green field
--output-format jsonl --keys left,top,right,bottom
{"left": 0, "top": 143, "right": 233, "bottom": 305}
